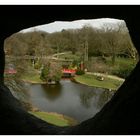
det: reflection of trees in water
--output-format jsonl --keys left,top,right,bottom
{"left": 96, "top": 89, "right": 114, "bottom": 109}
{"left": 79, "top": 87, "right": 114, "bottom": 109}
{"left": 41, "top": 84, "right": 62, "bottom": 100}
{"left": 79, "top": 89, "right": 96, "bottom": 108}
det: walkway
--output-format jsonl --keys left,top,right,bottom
{"left": 6, "top": 51, "right": 73, "bottom": 62}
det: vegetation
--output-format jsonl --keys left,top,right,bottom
{"left": 87, "top": 56, "right": 137, "bottom": 78}
{"left": 74, "top": 74, "right": 123, "bottom": 90}
{"left": 76, "top": 69, "right": 85, "bottom": 75}
{"left": 108, "top": 57, "right": 136, "bottom": 78}
{"left": 21, "top": 73, "right": 44, "bottom": 84}
{"left": 40, "top": 62, "right": 62, "bottom": 83}
{"left": 3, "top": 21, "right": 138, "bottom": 127}
{"left": 4, "top": 24, "right": 138, "bottom": 94}
{"left": 4, "top": 23, "right": 138, "bottom": 89}
{"left": 110, "top": 57, "right": 136, "bottom": 78}
{"left": 29, "top": 111, "right": 78, "bottom": 126}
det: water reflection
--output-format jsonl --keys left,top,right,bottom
{"left": 97, "top": 89, "right": 114, "bottom": 109}
{"left": 41, "top": 83, "right": 62, "bottom": 100}
{"left": 79, "top": 87, "right": 114, "bottom": 109}
{"left": 79, "top": 89, "right": 96, "bottom": 108}
{"left": 28, "top": 79, "right": 114, "bottom": 122}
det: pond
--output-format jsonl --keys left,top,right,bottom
{"left": 28, "top": 79, "right": 114, "bottom": 122}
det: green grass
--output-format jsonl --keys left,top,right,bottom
{"left": 74, "top": 74, "right": 123, "bottom": 90}
{"left": 21, "top": 73, "right": 45, "bottom": 83}
{"left": 89, "top": 56, "right": 137, "bottom": 78}
{"left": 106, "top": 57, "right": 136, "bottom": 67}
{"left": 58, "top": 53, "right": 80, "bottom": 61}
{"left": 29, "top": 111, "right": 78, "bottom": 126}
{"left": 106, "top": 57, "right": 137, "bottom": 78}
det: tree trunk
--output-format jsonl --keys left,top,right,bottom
{"left": 112, "top": 53, "right": 116, "bottom": 65}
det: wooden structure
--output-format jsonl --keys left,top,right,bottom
{"left": 62, "top": 69, "right": 76, "bottom": 77}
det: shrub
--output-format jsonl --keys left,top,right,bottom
{"left": 40, "top": 62, "right": 62, "bottom": 83}
{"left": 34, "top": 62, "right": 42, "bottom": 69}
{"left": 97, "top": 56, "right": 107, "bottom": 63}
{"left": 87, "top": 61, "right": 110, "bottom": 74}
{"left": 40, "top": 65, "right": 49, "bottom": 81}
{"left": 112, "top": 64, "right": 135, "bottom": 78}
{"left": 76, "top": 69, "right": 85, "bottom": 75}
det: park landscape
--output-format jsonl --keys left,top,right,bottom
{"left": 3, "top": 18, "right": 138, "bottom": 126}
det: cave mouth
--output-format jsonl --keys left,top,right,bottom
{"left": 3, "top": 18, "right": 138, "bottom": 128}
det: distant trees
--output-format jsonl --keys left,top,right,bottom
{"left": 6, "top": 24, "right": 135, "bottom": 65}
{"left": 122, "top": 34, "right": 138, "bottom": 60}
{"left": 5, "top": 31, "right": 53, "bottom": 57}
{"left": 47, "top": 32, "right": 68, "bottom": 57}
{"left": 4, "top": 31, "right": 54, "bottom": 75}
{"left": 4, "top": 23, "right": 137, "bottom": 79}
{"left": 63, "top": 29, "right": 79, "bottom": 54}
{"left": 99, "top": 23, "right": 136, "bottom": 65}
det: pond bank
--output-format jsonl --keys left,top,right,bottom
{"left": 74, "top": 73, "right": 123, "bottom": 90}
{"left": 28, "top": 79, "right": 114, "bottom": 122}
{"left": 21, "top": 99, "right": 78, "bottom": 126}
{"left": 29, "top": 111, "right": 78, "bottom": 126}
{"left": 21, "top": 74, "right": 46, "bottom": 84}
{"left": 22, "top": 72, "right": 123, "bottom": 90}
{"left": 22, "top": 79, "right": 46, "bottom": 84}
{"left": 87, "top": 72, "right": 125, "bottom": 82}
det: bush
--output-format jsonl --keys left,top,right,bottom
{"left": 97, "top": 56, "right": 107, "bottom": 63}
{"left": 76, "top": 69, "right": 85, "bottom": 75}
{"left": 87, "top": 61, "right": 110, "bottom": 74}
{"left": 112, "top": 64, "right": 135, "bottom": 78}
{"left": 40, "top": 65, "right": 49, "bottom": 81}
{"left": 34, "top": 62, "right": 42, "bottom": 69}
{"left": 40, "top": 62, "right": 62, "bottom": 83}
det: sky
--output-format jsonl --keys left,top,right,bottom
{"left": 20, "top": 18, "right": 125, "bottom": 33}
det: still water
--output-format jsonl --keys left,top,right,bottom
{"left": 28, "top": 79, "right": 114, "bottom": 122}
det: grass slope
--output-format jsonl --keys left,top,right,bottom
{"left": 29, "top": 111, "right": 78, "bottom": 127}
{"left": 21, "top": 72, "right": 46, "bottom": 84}
{"left": 74, "top": 74, "right": 123, "bottom": 90}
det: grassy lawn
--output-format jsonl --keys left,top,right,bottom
{"left": 29, "top": 111, "right": 78, "bottom": 127}
{"left": 21, "top": 68, "right": 46, "bottom": 84}
{"left": 105, "top": 57, "right": 137, "bottom": 72}
{"left": 60, "top": 53, "right": 80, "bottom": 60}
{"left": 21, "top": 74, "right": 44, "bottom": 83}
{"left": 74, "top": 74, "right": 123, "bottom": 90}
{"left": 88, "top": 56, "right": 137, "bottom": 78}
{"left": 106, "top": 57, "right": 137, "bottom": 66}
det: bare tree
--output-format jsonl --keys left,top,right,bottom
{"left": 100, "top": 22, "right": 133, "bottom": 65}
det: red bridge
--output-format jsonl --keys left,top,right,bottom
{"left": 62, "top": 69, "right": 76, "bottom": 77}
{"left": 62, "top": 69, "right": 76, "bottom": 74}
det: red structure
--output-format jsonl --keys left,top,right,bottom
{"left": 62, "top": 69, "right": 76, "bottom": 74}
{"left": 62, "top": 69, "right": 76, "bottom": 77}
{"left": 4, "top": 69, "right": 17, "bottom": 74}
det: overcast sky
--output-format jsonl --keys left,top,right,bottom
{"left": 20, "top": 18, "right": 125, "bottom": 33}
